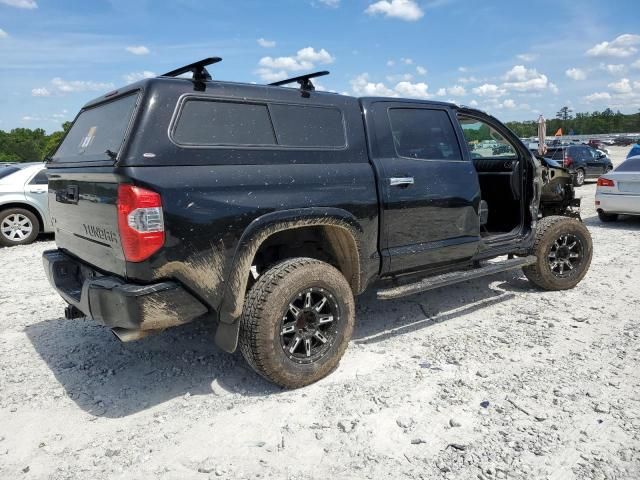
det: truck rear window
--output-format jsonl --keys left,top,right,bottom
{"left": 52, "top": 92, "right": 138, "bottom": 163}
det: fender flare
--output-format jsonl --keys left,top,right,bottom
{"left": 214, "top": 207, "right": 364, "bottom": 352}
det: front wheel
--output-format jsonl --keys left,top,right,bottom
{"left": 523, "top": 216, "right": 592, "bottom": 291}
{"left": 0, "top": 208, "right": 40, "bottom": 247}
{"left": 573, "top": 168, "right": 585, "bottom": 187}
{"left": 239, "top": 257, "right": 355, "bottom": 388}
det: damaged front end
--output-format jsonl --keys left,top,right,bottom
{"left": 537, "top": 157, "right": 581, "bottom": 219}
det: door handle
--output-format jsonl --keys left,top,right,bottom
{"left": 29, "top": 190, "right": 47, "bottom": 194}
{"left": 389, "top": 177, "right": 415, "bottom": 187}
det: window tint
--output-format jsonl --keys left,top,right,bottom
{"left": 53, "top": 92, "right": 138, "bottom": 162}
{"left": 616, "top": 157, "right": 640, "bottom": 172}
{"left": 0, "top": 166, "right": 20, "bottom": 180}
{"left": 269, "top": 104, "right": 345, "bottom": 148}
{"left": 458, "top": 116, "right": 517, "bottom": 159}
{"left": 173, "top": 100, "right": 276, "bottom": 146}
{"left": 389, "top": 109, "right": 462, "bottom": 160}
{"left": 29, "top": 169, "right": 48, "bottom": 185}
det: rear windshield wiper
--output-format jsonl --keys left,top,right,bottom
{"left": 105, "top": 149, "right": 118, "bottom": 161}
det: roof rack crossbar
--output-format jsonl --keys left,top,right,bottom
{"left": 269, "top": 71, "right": 329, "bottom": 91}
{"left": 160, "top": 57, "right": 222, "bottom": 82}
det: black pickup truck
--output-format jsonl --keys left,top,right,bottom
{"left": 43, "top": 58, "right": 592, "bottom": 388}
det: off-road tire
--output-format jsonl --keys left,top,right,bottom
{"left": 523, "top": 216, "right": 592, "bottom": 291}
{"left": 597, "top": 210, "right": 618, "bottom": 222}
{"left": 239, "top": 257, "right": 355, "bottom": 388}
{"left": 0, "top": 208, "right": 40, "bottom": 247}
{"left": 573, "top": 168, "right": 585, "bottom": 187}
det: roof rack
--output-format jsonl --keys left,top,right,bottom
{"left": 269, "top": 71, "right": 329, "bottom": 91}
{"left": 160, "top": 57, "right": 222, "bottom": 82}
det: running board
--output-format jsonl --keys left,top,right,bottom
{"left": 377, "top": 256, "right": 537, "bottom": 300}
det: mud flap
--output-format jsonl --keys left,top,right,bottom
{"left": 215, "top": 320, "right": 240, "bottom": 353}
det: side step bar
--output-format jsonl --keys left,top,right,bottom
{"left": 377, "top": 255, "right": 537, "bottom": 300}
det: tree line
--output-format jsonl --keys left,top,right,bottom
{"left": 0, "top": 122, "right": 71, "bottom": 162}
{"left": 505, "top": 108, "right": 640, "bottom": 138}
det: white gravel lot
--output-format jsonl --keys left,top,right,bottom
{"left": 1, "top": 147, "right": 639, "bottom": 480}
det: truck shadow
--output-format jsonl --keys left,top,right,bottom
{"left": 26, "top": 269, "right": 528, "bottom": 418}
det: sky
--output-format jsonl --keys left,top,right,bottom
{"left": 0, "top": 0, "right": 639, "bottom": 132}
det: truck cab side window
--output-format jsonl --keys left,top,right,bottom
{"left": 459, "top": 118, "right": 517, "bottom": 159}
{"left": 388, "top": 108, "right": 462, "bottom": 161}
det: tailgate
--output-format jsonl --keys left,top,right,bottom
{"left": 48, "top": 169, "right": 126, "bottom": 276}
{"left": 46, "top": 91, "right": 141, "bottom": 277}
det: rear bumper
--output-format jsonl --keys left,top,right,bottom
{"left": 595, "top": 193, "right": 640, "bottom": 215}
{"left": 42, "top": 249, "right": 208, "bottom": 331}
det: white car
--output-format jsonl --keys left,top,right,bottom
{"left": 0, "top": 163, "right": 52, "bottom": 246}
{"left": 595, "top": 155, "right": 640, "bottom": 222}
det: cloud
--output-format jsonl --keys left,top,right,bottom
{"left": 502, "top": 65, "right": 554, "bottom": 92}
{"left": 586, "top": 34, "right": 640, "bottom": 58}
{"left": 0, "top": 0, "right": 37, "bottom": 8}
{"left": 458, "top": 76, "right": 479, "bottom": 84}
{"left": 472, "top": 83, "right": 506, "bottom": 97}
{"left": 400, "top": 57, "right": 413, "bottom": 65}
{"left": 386, "top": 73, "right": 413, "bottom": 82}
{"left": 468, "top": 100, "right": 478, "bottom": 107}
{"left": 317, "top": 0, "right": 340, "bottom": 6}
{"left": 416, "top": 66, "right": 427, "bottom": 76}
{"left": 436, "top": 88, "right": 446, "bottom": 96}
{"left": 394, "top": 80, "right": 430, "bottom": 98}
{"left": 501, "top": 99, "right": 516, "bottom": 109}
{"left": 632, "top": 59, "right": 640, "bottom": 70}
{"left": 458, "top": 66, "right": 468, "bottom": 73}
{"left": 516, "top": 53, "right": 538, "bottom": 62}
{"left": 365, "top": 0, "right": 424, "bottom": 21}
{"left": 125, "top": 45, "right": 150, "bottom": 55}
{"left": 608, "top": 78, "right": 632, "bottom": 94}
{"left": 31, "top": 87, "right": 50, "bottom": 97}
{"left": 257, "top": 46, "right": 334, "bottom": 81}
{"left": 386, "top": 59, "right": 395, "bottom": 67}
{"left": 447, "top": 85, "right": 466, "bottom": 96}
{"left": 0, "top": 28, "right": 7, "bottom": 38}
{"left": 257, "top": 38, "right": 276, "bottom": 48}
{"left": 123, "top": 70, "right": 155, "bottom": 83}
{"left": 585, "top": 92, "right": 611, "bottom": 102}
{"left": 565, "top": 68, "right": 586, "bottom": 81}
{"left": 601, "top": 63, "right": 626, "bottom": 75}
{"left": 45, "top": 77, "right": 115, "bottom": 94}
{"left": 350, "top": 73, "right": 430, "bottom": 99}
{"left": 351, "top": 73, "right": 397, "bottom": 96}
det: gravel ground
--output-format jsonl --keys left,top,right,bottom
{"left": 1, "top": 146, "right": 639, "bottom": 480}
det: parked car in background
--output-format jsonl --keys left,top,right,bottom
{"left": 595, "top": 156, "right": 640, "bottom": 222}
{"left": 613, "top": 136, "right": 634, "bottom": 146}
{"left": 546, "top": 144, "right": 613, "bottom": 186}
{"left": 586, "top": 139, "right": 609, "bottom": 153}
{"left": 0, "top": 162, "right": 52, "bottom": 246}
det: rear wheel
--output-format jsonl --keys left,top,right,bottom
{"left": 523, "top": 216, "right": 592, "bottom": 291}
{"left": 573, "top": 168, "right": 585, "bottom": 187}
{"left": 239, "top": 257, "right": 355, "bottom": 388}
{"left": 597, "top": 210, "right": 618, "bottom": 222}
{"left": 0, "top": 208, "right": 40, "bottom": 247}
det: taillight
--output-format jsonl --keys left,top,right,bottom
{"left": 117, "top": 184, "right": 165, "bottom": 262}
{"left": 597, "top": 178, "right": 615, "bottom": 187}
{"left": 563, "top": 151, "right": 573, "bottom": 167}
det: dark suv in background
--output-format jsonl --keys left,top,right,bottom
{"left": 546, "top": 144, "right": 613, "bottom": 186}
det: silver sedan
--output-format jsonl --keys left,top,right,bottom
{"left": 0, "top": 163, "right": 52, "bottom": 246}
{"left": 595, "top": 155, "right": 640, "bottom": 222}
